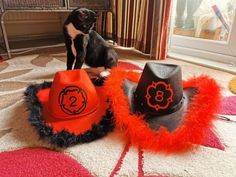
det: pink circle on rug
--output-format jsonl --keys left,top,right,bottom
{"left": 219, "top": 96, "right": 236, "bottom": 115}
{"left": 0, "top": 148, "right": 94, "bottom": 177}
{"left": 0, "top": 56, "right": 4, "bottom": 63}
{"left": 202, "top": 129, "right": 224, "bottom": 151}
{"left": 118, "top": 61, "right": 142, "bottom": 70}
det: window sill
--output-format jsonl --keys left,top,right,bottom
{"left": 168, "top": 52, "right": 236, "bottom": 74}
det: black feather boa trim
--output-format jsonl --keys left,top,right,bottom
{"left": 24, "top": 78, "right": 114, "bottom": 148}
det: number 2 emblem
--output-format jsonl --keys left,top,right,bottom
{"left": 58, "top": 86, "right": 87, "bottom": 115}
{"left": 69, "top": 96, "right": 77, "bottom": 107}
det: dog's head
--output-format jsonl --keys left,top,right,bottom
{"left": 70, "top": 8, "right": 97, "bottom": 34}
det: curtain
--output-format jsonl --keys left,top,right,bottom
{"left": 104, "top": 0, "right": 172, "bottom": 60}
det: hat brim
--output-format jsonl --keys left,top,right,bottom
{"left": 104, "top": 69, "right": 221, "bottom": 153}
{"left": 123, "top": 79, "right": 198, "bottom": 132}
{"left": 24, "top": 79, "right": 114, "bottom": 147}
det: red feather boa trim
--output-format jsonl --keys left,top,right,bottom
{"left": 104, "top": 68, "right": 221, "bottom": 153}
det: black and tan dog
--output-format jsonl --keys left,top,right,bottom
{"left": 63, "top": 8, "right": 118, "bottom": 70}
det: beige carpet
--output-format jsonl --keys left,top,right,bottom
{"left": 0, "top": 53, "right": 236, "bottom": 177}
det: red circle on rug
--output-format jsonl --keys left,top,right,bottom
{"left": 117, "top": 61, "right": 142, "bottom": 70}
{"left": 0, "top": 56, "right": 4, "bottom": 63}
{"left": 0, "top": 148, "right": 94, "bottom": 177}
{"left": 219, "top": 96, "right": 236, "bottom": 115}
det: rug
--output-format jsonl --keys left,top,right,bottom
{"left": 219, "top": 96, "right": 236, "bottom": 115}
{"left": 0, "top": 54, "right": 235, "bottom": 177}
{"left": 0, "top": 56, "right": 4, "bottom": 66}
{"left": 117, "top": 61, "right": 142, "bottom": 70}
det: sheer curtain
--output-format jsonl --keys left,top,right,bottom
{"left": 105, "top": 0, "right": 172, "bottom": 60}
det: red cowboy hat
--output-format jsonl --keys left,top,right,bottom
{"left": 104, "top": 62, "right": 221, "bottom": 153}
{"left": 25, "top": 69, "right": 114, "bottom": 147}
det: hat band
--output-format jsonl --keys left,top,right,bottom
{"left": 44, "top": 102, "right": 100, "bottom": 121}
{"left": 135, "top": 95, "right": 185, "bottom": 116}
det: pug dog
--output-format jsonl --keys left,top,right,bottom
{"left": 63, "top": 8, "right": 118, "bottom": 70}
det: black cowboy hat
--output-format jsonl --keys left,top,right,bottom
{"left": 104, "top": 62, "right": 221, "bottom": 153}
{"left": 123, "top": 63, "right": 199, "bottom": 131}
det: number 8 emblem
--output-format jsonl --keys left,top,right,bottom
{"left": 58, "top": 86, "right": 87, "bottom": 115}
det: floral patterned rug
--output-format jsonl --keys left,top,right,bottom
{"left": 0, "top": 53, "right": 235, "bottom": 177}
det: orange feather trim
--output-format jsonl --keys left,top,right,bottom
{"left": 104, "top": 68, "right": 221, "bottom": 154}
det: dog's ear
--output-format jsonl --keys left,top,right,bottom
{"left": 91, "top": 11, "right": 98, "bottom": 22}
{"left": 94, "top": 11, "right": 99, "bottom": 18}
{"left": 71, "top": 7, "right": 80, "bottom": 14}
{"left": 79, "top": 12, "right": 89, "bottom": 20}
{"left": 72, "top": 8, "right": 89, "bottom": 21}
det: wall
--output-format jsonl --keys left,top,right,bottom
{"left": 0, "top": 12, "right": 69, "bottom": 41}
{"left": 0, "top": 11, "right": 108, "bottom": 45}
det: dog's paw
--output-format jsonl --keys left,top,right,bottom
{"left": 100, "top": 71, "right": 111, "bottom": 78}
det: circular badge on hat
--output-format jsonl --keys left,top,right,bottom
{"left": 145, "top": 81, "right": 173, "bottom": 111}
{"left": 58, "top": 86, "right": 87, "bottom": 115}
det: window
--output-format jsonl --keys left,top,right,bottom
{"left": 169, "top": 0, "right": 236, "bottom": 71}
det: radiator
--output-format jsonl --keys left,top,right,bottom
{"left": 3, "top": 0, "right": 65, "bottom": 9}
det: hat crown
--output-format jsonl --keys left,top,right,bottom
{"left": 134, "top": 63, "right": 183, "bottom": 116}
{"left": 48, "top": 70, "right": 99, "bottom": 119}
